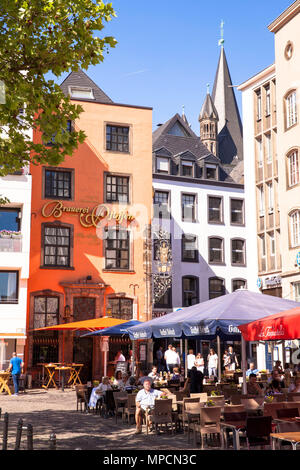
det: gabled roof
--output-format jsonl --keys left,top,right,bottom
{"left": 153, "top": 113, "right": 197, "bottom": 143}
{"left": 212, "top": 47, "right": 243, "bottom": 163}
{"left": 199, "top": 92, "right": 219, "bottom": 121}
{"left": 60, "top": 69, "right": 113, "bottom": 104}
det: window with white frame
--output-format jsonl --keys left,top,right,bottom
{"left": 267, "top": 182, "right": 274, "bottom": 213}
{"left": 286, "top": 91, "right": 297, "bottom": 129}
{"left": 288, "top": 150, "right": 299, "bottom": 187}
{"left": 259, "top": 185, "right": 265, "bottom": 215}
{"left": 290, "top": 210, "right": 300, "bottom": 247}
{"left": 257, "top": 91, "right": 262, "bottom": 120}
{"left": 69, "top": 86, "right": 94, "bottom": 100}
{"left": 266, "top": 87, "right": 271, "bottom": 116}
{"left": 156, "top": 157, "right": 169, "bottom": 174}
{"left": 266, "top": 134, "right": 272, "bottom": 163}
{"left": 269, "top": 231, "right": 275, "bottom": 256}
{"left": 257, "top": 139, "right": 263, "bottom": 168}
{"left": 293, "top": 282, "right": 300, "bottom": 302}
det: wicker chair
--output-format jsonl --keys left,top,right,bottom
{"left": 185, "top": 402, "right": 205, "bottom": 444}
{"left": 113, "top": 391, "right": 128, "bottom": 424}
{"left": 245, "top": 416, "right": 272, "bottom": 449}
{"left": 190, "top": 393, "right": 207, "bottom": 402}
{"left": 223, "top": 404, "right": 245, "bottom": 413}
{"left": 193, "top": 406, "right": 223, "bottom": 449}
{"left": 75, "top": 385, "right": 88, "bottom": 412}
{"left": 180, "top": 397, "right": 200, "bottom": 432}
{"left": 124, "top": 393, "right": 136, "bottom": 424}
{"left": 263, "top": 402, "right": 286, "bottom": 420}
{"left": 148, "top": 399, "right": 176, "bottom": 434}
{"left": 288, "top": 392, "right": 300, "bottom": 402}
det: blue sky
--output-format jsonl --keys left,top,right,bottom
{"left": 61, "top": 0, "right": 293, "bottom": 132}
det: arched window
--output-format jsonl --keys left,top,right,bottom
{"left": 285, "top": 90, "right": 297, "bottom": 129}
{"left": 231, "top": 238, "right": 246, "bottom": 266}
{"left": 208, "top": 237, "right": 224, "bottom": 264}
{"left": 182, "top": 276, "right": 199, "bottom": 307}
{"left": 209, "top": 277, "right": 225, "bottom": 299}
{"left": 287, "top": 150, "right": 299, "bottom": 187}
{"left": 290, "top": 210, "right": 300, "bottom": 247}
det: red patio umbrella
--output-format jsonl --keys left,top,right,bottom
{"left": 238, "top": 306, "right": 300, "bottom": 342}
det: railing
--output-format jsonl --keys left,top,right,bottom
{"left": 0, "top": 237, "right": 22, "bottom": 252}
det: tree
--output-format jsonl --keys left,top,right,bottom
{"left": 0, "top": 0, "right": 117, "bottom": 176}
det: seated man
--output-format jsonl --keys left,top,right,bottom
{"left": 135, "top": 377, "right": 162, "bottom": 434}
{"left": 247, "top": 373, "right": 264, "bottom": 396}
{"left": 148, "top": 366, "right": 160, "bottom": 381}
{"left": 246, "top": 362, "right": 259, "bottom": 377}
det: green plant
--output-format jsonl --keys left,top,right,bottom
{"left": 211, "top": 390, "right": 221, "bottom": 396}
{"left": 206, "top": 399, "right": 216, "bottom": 407}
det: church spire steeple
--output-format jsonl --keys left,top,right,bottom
{"left": 211, "top": 43, "right": 243, "bottom": 164}
{"left": 199, "top": 85, "right": 219, "bottom": 156}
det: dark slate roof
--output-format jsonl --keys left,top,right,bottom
{"left": 199, "top": 92, "right": 219, "bottom": 121}
{"left": 153, "top": 113, "right": 235, "bottom": 183}
{"left": 212, "top": 47, "right": 243, "bottom": 164}
{"left": 60, "top": 69, "right": 113, "bottom": 104}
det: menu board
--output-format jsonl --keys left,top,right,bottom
{"left": 115, "top": 361, "right": 128, "bottom": 375}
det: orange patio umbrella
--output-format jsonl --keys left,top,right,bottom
{"left": 32, "top": 317, "right": 128, "bottom": 362}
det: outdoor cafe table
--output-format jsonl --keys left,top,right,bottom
{"left": 42, "top": 363, "right": 58, "bottom": 389}
{"left": 55, "top": 366, "right": 72, "bottom": 392}
{"left": 220, "top": 420, "right": 247, "bottom": 450}
{"left": 0, "top": 372, "right": 11, "bottom": 395}
{"left": 270, "top": 432, "right": 300, "bottom": 450}
{"left": 68, "top": 363, "right": 84, "bottom": 386}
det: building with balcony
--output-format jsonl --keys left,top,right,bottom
{"left": 0, "top": 167, "right": 32, "bottom": 369}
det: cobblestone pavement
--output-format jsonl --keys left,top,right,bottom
{"left": 0, "top": 389, "right": 212, "bottom": 451}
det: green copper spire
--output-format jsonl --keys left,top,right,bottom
{"left": 206, "top": 83, "right": 210, "bottom": 94}
{"left": 218, "top": 19, "right": 225, "bottom": 47}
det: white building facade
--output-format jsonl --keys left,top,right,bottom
{"left": 0, "top": 168, "right": 31, "bottom": 369}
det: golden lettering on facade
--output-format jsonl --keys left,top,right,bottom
{"left": 41, "top": 200, "right": 135, "bottom": 228}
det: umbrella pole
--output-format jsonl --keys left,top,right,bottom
{"left": 241, "top": 336, "right": 247, "bottom": 394}
{"left": 184, "top": 339, "right": 188, "bottom": 378}
{"left": 104, "top": 349, "right": 107, "bottom": 377}
{"left": 217, "top": 335, "right": 221, "bottom": 382}
{"left": 132, "top": 340, "right": 136, "bottom": 377}
{"left": 62, "top": 331, "right": 65, "bottom": 363}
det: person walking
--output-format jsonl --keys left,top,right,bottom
{"left": 207, "top": 348, "right": 218, "bottom": 378}
{"left": 187, "top": 349, "right": 196, "bottom": 377}
{"left": 227, "top": 346, "right": 239, "bottom": 371}
{"left": 9, "top": 352, "right": 24, "bottom": 396}
{"left": 164, "top": 344, "right": 178, "bottom": 373}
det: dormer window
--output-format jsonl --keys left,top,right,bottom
{"left": 69, "top": 86, "right": 94, "bottom": 100}
{"left": 156, "top": 157, "right": 169, "bottom": 174}
{"left": 181, "top": 161, "right": 194, "bottom": 177}
{"left": 205, "top": 163, "right": 218, "bottom": 180}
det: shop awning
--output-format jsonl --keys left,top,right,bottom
{"left": 32, "top": 317, "right": 128, "bottom": 332}
{"left": 238, "top": 306, "right": 300, "bottom": 341}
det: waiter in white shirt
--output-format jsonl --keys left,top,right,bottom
{"left": 164, "top": 344, "right": 178, "bottom": 373}
{"left": 187, "top": 349, "right": 196, "bottom": 377}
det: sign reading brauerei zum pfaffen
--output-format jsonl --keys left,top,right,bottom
{"left": 41, "top": 200, "right": 135, "bottom": 228}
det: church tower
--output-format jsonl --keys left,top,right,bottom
{"left": 199, "top": 86, "right": 219, "bottom": 156}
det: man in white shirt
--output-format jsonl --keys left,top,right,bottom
{"left": 164, "top": 344, "right": 178, "bottom": 373}
{"left": 187, "top": 349, "right": 196, "bottom": 377}
{"left": 148, "top": 366, "right": 160, "bottom": 381}
{"left": 135, "top": 377, "right": 162, "bottom": 433}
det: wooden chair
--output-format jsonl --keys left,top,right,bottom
{"left": 113, "top": 391, "right": 128, "bottom": 424}
{"left": 75, "top": 385, "right": 88, "bottom": 412}
{"left": 190, "top": 393, "right": 207, "bottom": 402}
{"left": 193, "top": 406, "right": 223, "bottom": 449}
{"left": 124, "top": 393, "right": 136, "bottom": 424}
{"left": 148, "top": 399, "right": 176, "bottom": 434}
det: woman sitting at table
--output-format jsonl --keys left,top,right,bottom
{"left": 266, "top": 378, "right": 284, "bottom": 395}
{"left": 112, "top": 371, "right": 127, "bottom": 390}
{"left": 89, "top": 376, "right": 112, "bottom": 411}
{"left": 288, "top": 376, "right": 300, "bottom": 393}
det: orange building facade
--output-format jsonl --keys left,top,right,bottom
{"left": 26, "top": 71, "right": 153, "bottom": 382}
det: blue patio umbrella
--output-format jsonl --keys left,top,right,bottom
{"left": 127, "top": 289, "right": 300, "bottom": 392}
{"left": 82, "top": 320, "right": 142, "bottom": 377}
{"left": 82, "top": 320, "right": 142, "bottom": 337}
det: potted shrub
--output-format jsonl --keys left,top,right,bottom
{"left": 206, "top": 399, "right": 216, "bottom": 407}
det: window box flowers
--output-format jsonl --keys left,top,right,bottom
{"left": 0, "top": 230, "right": 22, "bottom": 239}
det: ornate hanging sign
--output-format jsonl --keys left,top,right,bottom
{"left": 153, "top": 229, "right": 172, "bottom": 304}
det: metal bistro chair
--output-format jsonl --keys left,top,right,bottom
{"left": 285, "top": 401, "right": 300, "bottom": 415}
{"left": 190, "top": 393, "right": 208, "bottom": 402}
{"left": 223, "top": 404, "right": 245, "bottom": 413}
{"left": 180, "top": 397, "right": 200, "bottom": 433}
{"left": 222, "top": 411, "right": 247, "bottom": 449}
{"left": 263, "top": 402, "right": 286, "bottom": 420}
{"left": 186, "top": 402, "right": 205, "bottom": 444}
{"left": 287, "top": 392, "right": 300, "bottom": 402}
